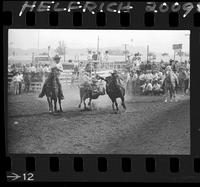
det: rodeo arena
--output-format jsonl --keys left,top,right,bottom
{"left": 7, "top": 31, "right": 190, "bottom": 154}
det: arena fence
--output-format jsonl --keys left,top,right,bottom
{"left": 29, "top": 82, "right": 43, "bottom": 92}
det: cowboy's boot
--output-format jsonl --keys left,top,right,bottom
{"left": 39, "top": 83, "right": 47, "bottom": 98}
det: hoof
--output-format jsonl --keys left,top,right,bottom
{"left": 113, "top": 110, "right": 119, "bottom": 114}
{"left": 78, "top": 104, "right": 81, "bottom": 108}
{"left": 53, "top": 111, "right": 59, "bottom": 115}
{"left": 84, "top": 107, "right": 90, "bottom": 111}
{"left": 49, "top": 110, "right": 53, "bottom": 114}
{"left": 164, "top": 99, "right": 167, "bottom": 103}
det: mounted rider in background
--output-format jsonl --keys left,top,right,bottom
{"left": 39, "top": 54, "right": 64, "bottom": 99}
{"left": 162, "top": 65, "right": 179, "bottom": 91}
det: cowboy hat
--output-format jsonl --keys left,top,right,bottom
{"left": 53, "top": 54, "right": 61, "bottom": 61}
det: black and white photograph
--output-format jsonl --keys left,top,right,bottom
{"left": 7, "top": 29, "right": 190, "bottom": 154}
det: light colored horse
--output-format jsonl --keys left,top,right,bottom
{"left": 162, "top": 72, "right": 179, "bottom": 102}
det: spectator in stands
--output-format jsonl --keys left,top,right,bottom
{"left": 145, "top": 80, "right": 153, "bottom": 95}
{"left": 152, "top": 70, "right": 159, "bottom": 84}
{"left": 43, "top": 64, "right": 50, "bottom": 72}
{"left": 12, "top": 72, "right": 23, "bottom": 95}
{"left": 146, "top": 61, "right": 152, "bottom": 70}
{"left": 152, "top": 80, "right": 163, "bottom": 95}
{"left": 140, "top": 80, "right": 147, "bottom": 95}
{"left": 139, "top": 71, "right": 146, "bottom": 83}
{"left": 18, "top": 72, "right": 23, "bottom": 94}
{"left": 146, "top": 70, "right": 153, "bottom": 81}
{"left": 23, "top": 71, "right": 31, "bottom": 93}
{"left": 126, "top": 71, "right": 133, "bottom": 95}
{"left": 29, "top": 64, "right": 36, "bottom": 73}
{"left": 132, "top": 71, "right": 138, "bottom": 95}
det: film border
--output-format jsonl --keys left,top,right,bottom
{"left": 2, "top": 0, "right": 200, "bottom": 182}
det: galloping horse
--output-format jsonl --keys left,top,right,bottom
{"left": 162, "top": 71, "right": 179, "bottom": 102}
{"left": 98, "top": 75, "right": 126, "bottom": 112}
{"left": 45, "top": 68, "right": 63, "bottom": 113}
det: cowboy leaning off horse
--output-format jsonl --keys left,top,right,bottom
{"left": 39, "top": 54, "right": 64, "bottom": 99}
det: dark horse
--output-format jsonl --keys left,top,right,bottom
{"left": 97, "top": 75, "right": 126, "bottom": 112}
{"left": 45, "top": 68, "right": 63, "bottom": 113}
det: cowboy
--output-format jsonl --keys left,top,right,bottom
{"left": 39, "top": 55, "right": 64, "bottom": 99}
{"left": 164, "top": 65, "right": 179, "bottom": 88}
{"left": 79, "top": 71, "right": 92, "bottom": 88}
{"left": 91, "top": 76, "right": 101, "bottom": 94}
{"left": 12, "top": 72, "right": 23, "bottom": 95}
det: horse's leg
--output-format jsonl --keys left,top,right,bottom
{"left": 121, "top": 96, "right": 126, "bottom": 110}
{"left": 54, "top": 98, "right": 57, "bottom": 112}
{"left": 58, "top": 98, "right": 63, "bottom": 112}
{"left": 50, "top": 97, "right": 53, "bottom": 112}
{"left": 88, "top": 98, "right": 92, "bottom": 106}
{"left": 17, "top": 83, "right": 19, "bottom": 95}
{"left": 164, "top": 89, "right": 168, "bottom": 102}
{"left": 47, "top": 97, "right": 52, "bottom": 113}
{"left": 112, "top": 101, "right": 115, "bottom": 111}
{"left": 173, "top": 88, "right": 177, "bottom": 102}
{"left": 115, "top": 100, "right": 119, "bottom": 112}
{"left": 83, "top": 99, "right": 87, "bottom": 110}
{"left": 78, "top": 97, "right": 82, "bottom": 108}
{"left": 110, "top": 98, "right": 115, "bottom": 111}
{"left": 169, "top": 89, "right": 173, "bottom": 102}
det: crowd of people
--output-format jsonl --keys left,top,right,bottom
{"left": 126, "top": 60, "right": 190, "bottom": 96}
{"left": 8, "top": 63, "right": 52, "bottom": 94}
{"left": 8, "top": 57, "right": 190, "bottom": 97}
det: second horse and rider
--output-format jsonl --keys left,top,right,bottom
{"left": 38, "top": 54, "right": 126, "bottom": 113}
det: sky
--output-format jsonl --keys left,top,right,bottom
{"left": 9, "top": 29, "right": 190, "bottom": 55}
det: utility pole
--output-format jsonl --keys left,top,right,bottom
{"left": 97, "top": 36, "right": 99, "bottom": 60}
{"left": 147, "top": 45, "right": 149, "bottom": 63}
{"left": 173, "top": 50, "right": 176, "bottom": 62}
{"left": 64, "top": 46, "right": 66, "bottom": 62}
{"left": 180, "top": 49, "right": 182, "bottom": 63}
{"left": 124, "top": 44, "right": 127, "bottom": 62}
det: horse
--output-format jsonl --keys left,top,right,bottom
{"left": 78, "top": 83, "right": 105, "bottom": 110}
{"left": 45, "top": 69, "right": 63, "bottom": 113}
{"left": 97, "top": 75, "right": 126, "bottom": 113}
{"left": 162, "top": 72, "right": 179, "bottom": 102}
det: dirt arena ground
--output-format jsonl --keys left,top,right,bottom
{"left": 7, "top": 85, "right": 190, "bottom": 154}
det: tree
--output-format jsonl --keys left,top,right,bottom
{"left": 55, "top": 41, "right": 66, "bottom": 55}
